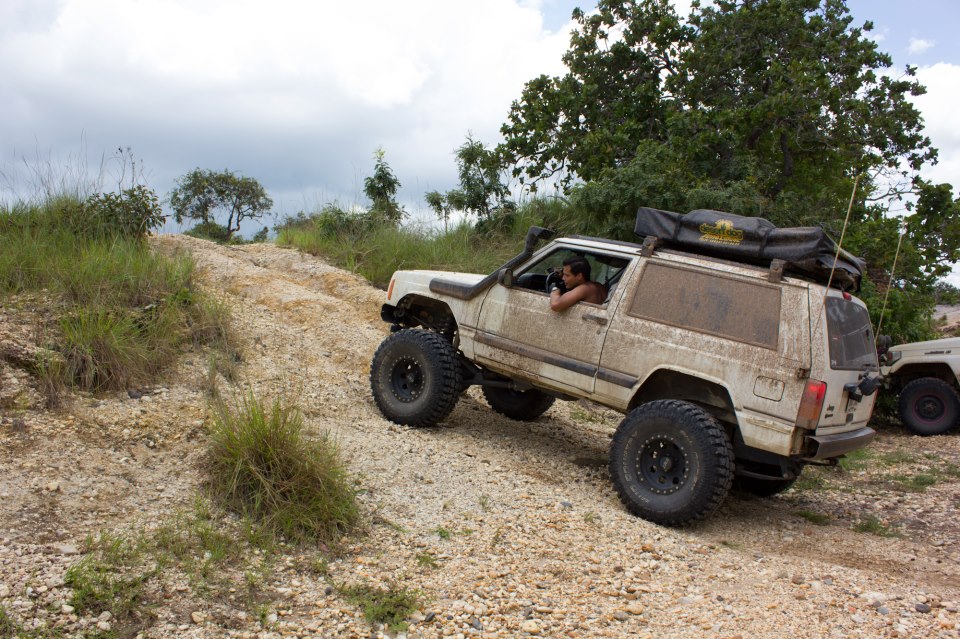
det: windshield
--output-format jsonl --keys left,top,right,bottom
{"left": 825, "top": 297, "right": 878, "bottom": 371}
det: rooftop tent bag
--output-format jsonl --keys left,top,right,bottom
{"left": 634, "top": 207, "right": 865, "bottom": 291}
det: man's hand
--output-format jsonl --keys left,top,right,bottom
{"left": 546, "top": 269, "right": 566, "bottom": 294}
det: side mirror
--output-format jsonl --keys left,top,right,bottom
{"left": 498, "top": 268, "right": 514, "bottom": 287}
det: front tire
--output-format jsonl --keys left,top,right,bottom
{"left": 609, "top": 400, "right": 734, "bottom": 526}
{"left": 482, "top": 386, "right": 555, "bottom": 421}
{"left": 370, "top": 330, "right": 462, "bottom": 427}
{"left": 898, "top": 377, "right": 960, "bottom": 436}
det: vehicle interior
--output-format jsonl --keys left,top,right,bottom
{"left": 513, "top": 248, "right": 631, "bottom": 304}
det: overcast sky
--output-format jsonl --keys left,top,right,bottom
{"left": 1, "top": 0, "right": 958, "bottom": 237}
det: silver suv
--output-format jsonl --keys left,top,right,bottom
{"left": 369, "top": 209, "right": 881, "bottom": 525}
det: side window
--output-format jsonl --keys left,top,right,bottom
{"left": 514, "top": 248, "right": 630, "bottom": 298}
{"left": 628, "top": 262, "right": 781, "bottom": 349}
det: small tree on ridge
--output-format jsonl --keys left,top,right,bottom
{"left": 169, "top": 168, "right": 273, "bottom": 241}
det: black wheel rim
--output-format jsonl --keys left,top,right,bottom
{"left": 389, "top": 356, "right": 424, "bottom": 403}
{"left": 637, "top": 436, "right": 687, "bottom": 495}
{"left": 915, "top": 394, "right": 945, "bottom": 422}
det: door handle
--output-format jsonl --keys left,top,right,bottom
{"left": 583, "top": 313, "right": 608, "bottom": 325}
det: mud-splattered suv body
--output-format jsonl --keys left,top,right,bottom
{"left": 370, "top": 222, "right": 880, "bottom": 525}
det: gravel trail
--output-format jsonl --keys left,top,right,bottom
{"left": 1, "top": 235, "right": 957, "bottom": 638}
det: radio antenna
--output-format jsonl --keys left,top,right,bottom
{"left": 812, "top": 172, "right": 860, "bottom": 341}
{"left": 874, "top": 219, "right": 907, "bottom": 341}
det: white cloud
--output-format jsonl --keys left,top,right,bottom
{"left": 914, "top": 63, "right": 960, "bottom": 189}
{"left": 0, "top": 0, "right": 576, "bottom": 213}
{"left": 908, "top": 37, "right": 935, "bottom": 55}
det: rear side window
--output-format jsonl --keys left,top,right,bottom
{"left": 628, "top": 262, "right": 781, "bottom": 349}
{"left": 825, "top": 298, "right": 878, "bottom": 371}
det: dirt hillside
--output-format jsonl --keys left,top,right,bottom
{"left": 1, "top": 235, "right": 958, "bottom": 639}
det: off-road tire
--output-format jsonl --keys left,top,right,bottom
{"left": 370, "top": 329, "right": 462, "bottom": 427}
{"left": 609, "top": 400, "right": 734, "bottom": 526}
{"left": 733, "top": 475, "right": 797, "bottom": 497}
{"left": 482, "top": 386, "right": 555, "bottom": 421}
{"left": 898, "top": 377, "right": 960, "bottom": 436}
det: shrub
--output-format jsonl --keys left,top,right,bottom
{"left": 186, "top": 221, "right": 232, "bottom": 243}
{"left": 80, "top": 185, "right": 165, "bottom": 239}
{"left": 206, "top": 392, "right": 360, "bottom": 544}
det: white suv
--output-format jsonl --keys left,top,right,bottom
{"left": 369, "top": 209, "right": 881, "bottom": 525}
{"left": 880, "top": 337, "right": 960, "bottom": 435}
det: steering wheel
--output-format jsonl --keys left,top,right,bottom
{"left": 545, "top": 268, "right": 564, "bottom": 294}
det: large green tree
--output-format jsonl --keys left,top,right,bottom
{"left": 499, "top": 0, "right": 956, "bottom": 341}
{"left": 169, "top": 168, "right": 273, "bottom": 241}
{"left": 500, "top": 0, "right": 933, "bottom": 206}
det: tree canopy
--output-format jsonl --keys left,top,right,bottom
{"left": 169, "top": 168, "right": 273, "bottom": 241}
{"left": 497, "top": 0, "right": 958, "bottom": 342}
{"left": 500, "top": 0, "right": 933, "bottom": 206}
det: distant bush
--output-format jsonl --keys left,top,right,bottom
{"left": 186, "top": 221, "right": 232, "bottom": 243}
{"left": 206, "top": 392, "right": 360, "bottom": 544}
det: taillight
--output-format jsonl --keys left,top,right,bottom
{"left": 387, "top": 278, "right": 395, "bottom": 301}
{"left": 796, "top": 379, "right": 827, "bottom": 430}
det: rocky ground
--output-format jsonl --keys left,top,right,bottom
{"left": 1, "top": 235, "right": 958, "bottom": 639}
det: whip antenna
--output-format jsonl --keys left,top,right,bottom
{"left": 813, "top": 173, "right": 860, "bottom": 340}
{"left": 874, "top": 219, "right": 906, "bottom": 341}
{"left": 822, "top": 172, "right": 860, "bottom": 303}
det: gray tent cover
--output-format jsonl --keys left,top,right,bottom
{"left": 634, "top": 207, "right": 865, "bottom": 291}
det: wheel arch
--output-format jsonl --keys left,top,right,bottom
{"left": 888, "top": 363, "right": 957, "bottom": 391}
{"left": 383, "top": 294, "right": 458, "bottom": 334}
{"left": 628, "top": 368, "right": 737, "bottom": 426}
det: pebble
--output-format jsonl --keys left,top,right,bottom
{"left": 191, "top": 611, "right": 206, "bottom": 624}
{"left": 521, "top": 619, "right": 541, "bottom": 634}
{"left": 916, "top": 603, "right": 932, "bottom": 613}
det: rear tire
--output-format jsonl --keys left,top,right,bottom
{"left": 482, "top": 386, "right": 555, "bottom": 421}
{"left": 898, "top": 377, "right": 960, "bottom": 436}
{"left": 369, "top": 330, "right": 462, "bottom": 427}
{"left": 609, "top": 400, "right": 734, "bottom": 526}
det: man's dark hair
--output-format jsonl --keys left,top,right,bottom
{"left": 563, "top": 255, "right": 591, "bottom": 280}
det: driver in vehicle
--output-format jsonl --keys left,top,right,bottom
{"left": 548, "top": 256, "right": 607, "bottom": 311}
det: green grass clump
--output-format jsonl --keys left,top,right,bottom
{"left": 852, "top": 516, "right": 899, "bottom": 537}
{"left": 339, "top": 582, "right": 422, "bottom": 632}
{"left": 65, "top": 532, "right": 156, "bottom": 624}
{"left": 206, "top": 392, "right": 360, "bottom": 544}
{"left": 0, "top": 605, "right": 20, "bottom": 637}
{"left": 838, "top": 448, "right": 872, "bottom": 472}
{"left": 416, "top": 552, "right": 439, "bottom": 569}
{"left": 1, "top": 198, "right": 234, "bottom": 394}
{"left": 793, "top": 510, "right": 831, "bottom": 525}
{"left": 892, "top": 473, "right": 938, "bottom": 492}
